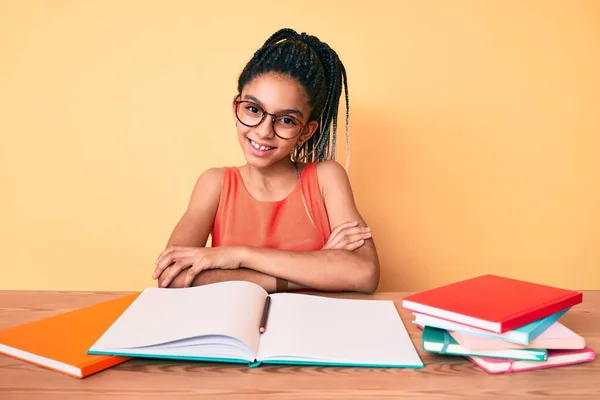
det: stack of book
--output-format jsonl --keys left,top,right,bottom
{"left": 402, "top": 274, "right": 596, "bottom": 373}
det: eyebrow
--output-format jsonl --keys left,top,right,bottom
{"left": 243, "top": 94, "right": 304, "bottom": 118}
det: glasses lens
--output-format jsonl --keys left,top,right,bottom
{"left": 236, "top": 101, "right": 264, "bottom": 127}
{"left": 273, "top": 116, "right": 303, "bottom": 139}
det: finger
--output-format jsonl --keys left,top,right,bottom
{"left": 155, "top": 246, "right": 183, "bottom": 265}
{"left": 328, "top": 227, "right": 371, "bottom": 249}
{"left": 331, "top": 232, "right": 372, "bottom": 250}
{"left": 154, "top": 249, "right": 196, "bottom": 279}
{"left": 160, "top": 257, "right": 195, "bottom": 287}
{"left": 326, "top": 221, "right": 360, "bottom": 245}
{"left": 153, "top": 246, "right": 180, "bottom": 278}
{"left": 183, "top": 260, "right": 210, "bottom": 288}
{"left": 340, "top": 226, "right": 371, "bottom": 237}
{"left": 343, "top": 232, "right": 372, "bottom": 246}
{"left": 155, "top": 266, "right": 169, "bottom": 282}
{"left": 153, "top": 261, "right": 173, "bottom": 280}
{"left": 345, "top": 239, "right": 365, "bottom": 251}
{"left": 329, "top": 220, "right": 359, "bottom": 236}
{"left": 155, "top": 246, "right": 197, "bottom": 269}
{"left": 159, "top": 263, "right": 183, "bottom": 288}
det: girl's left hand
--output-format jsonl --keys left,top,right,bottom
{"left": 152, "top": 246, "right": 242, "bottom": 288}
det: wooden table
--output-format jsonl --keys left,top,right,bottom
{"left": 0, "top": 290, "right": 598, "bottom": 399}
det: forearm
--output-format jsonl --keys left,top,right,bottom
{"left": 238, "top": 247, "right": 379, "bottom": 293}
{"left": 165, "top": 268, "right": 277, "bottom": 292}
{"left": 191, "top": 269, "right": 307, "bottom": 292}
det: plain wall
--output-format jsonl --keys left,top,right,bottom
{"left": 1, "top": 0, "right": 599, "bottom": 291}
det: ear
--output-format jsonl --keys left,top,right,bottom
{"left": 231, "top": 94, "right": 240, "bottom": 122}
{"left": 296, "top": 120, "right": 319, "bottom": 147}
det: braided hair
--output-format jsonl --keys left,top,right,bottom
{"left": 237, "top": 28, "right": 350, "bottom": 168}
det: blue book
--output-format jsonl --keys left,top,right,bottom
{"left": 413, "top": 307, "right": 569, "bottom": 345}
{"left": 421, "top": 326, "right": 548, "bottom": 361}
{"left": 88, "top": 281, "right": 424, "bottom": 369}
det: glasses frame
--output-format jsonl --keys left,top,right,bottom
{"left": 233, "top": 96, "right": 307, "bottom": 140}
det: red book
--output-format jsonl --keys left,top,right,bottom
{"left": 401, "top": 275, "right": 582, "bottom": 333}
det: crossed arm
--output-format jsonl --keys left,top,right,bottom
{"left": 154, "top": 161, "right": 380, "bottom": 293}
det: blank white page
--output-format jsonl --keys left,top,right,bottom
{"left": 256, "top": 294, "right": 423, "bottom": 367}
{"left": 89, "top": 281, "right": 268, "bottom": 357}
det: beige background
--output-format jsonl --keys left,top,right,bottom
{"left": 1, "top": 0, "right": 598, "bottom": 291}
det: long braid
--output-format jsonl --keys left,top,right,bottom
{"left": 299, "top": 34, "right": 344, "bottom": 164}
{"left": 340, "top": 62, "right": 350, "bottom": 169}
{"left": 237, "top": 28, "right": 350, "bottom": 169}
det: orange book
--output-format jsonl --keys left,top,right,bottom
{"left": 0, "top": 293, "right": 138, "bottom": 378}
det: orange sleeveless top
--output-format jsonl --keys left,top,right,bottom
{"left": 212, "top": 163, "right": 331, "bottom": 251}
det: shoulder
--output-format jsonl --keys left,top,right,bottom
{"left": 315, "top": 160, "right": 353, "bottom": 196}
{"left": 188, "top": 167, "right": 228, "bottom": 208}
{"left": 314, "top": 160, "right": 364, "bottom": 230}
{"left": 315, "top": 159, "right": 348, "bottom": 178}
{"left": 195, "top": 167, "right": 227, "bottom": 191}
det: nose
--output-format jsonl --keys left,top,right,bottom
{"left": 254, "top": 115, "right": 276, "bottom": 139}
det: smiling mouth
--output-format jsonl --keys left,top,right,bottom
{"left": 248, "top": 138, "right": 276, "bottom": 151}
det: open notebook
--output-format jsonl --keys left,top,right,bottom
{"left": 88, "top": 281, "right": 424, "bottom": 368}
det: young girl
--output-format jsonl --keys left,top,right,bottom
{"left": 152, "top": 28, "right": 380, "bottom": 293}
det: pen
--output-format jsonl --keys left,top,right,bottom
{"left": 259, "top": 296, "right": 271, "bottom": 333}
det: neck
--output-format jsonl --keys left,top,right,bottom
{"left": 244, "top": 159, "right": 297, "bottom": 189}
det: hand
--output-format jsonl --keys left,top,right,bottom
{"left": 322, "top": 221, "right": 372, "bottom": 251}
{"left": 152, "top": 246, "right": 243, "bottom": 288}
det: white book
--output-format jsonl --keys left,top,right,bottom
{"left": 413, "top": 307, "right": 567, "bottom": 345}
{"left": 88, "top": 281, "right": 424, "bottom": 368}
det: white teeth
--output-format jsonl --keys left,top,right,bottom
{"left": 251, "top": 140, "right": 272, "bottom": 151}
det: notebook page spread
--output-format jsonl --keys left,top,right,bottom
{"left": 89, "top": 281, "right": 268, "bottom": 357}
{"left": 256, "top": 294, "right": 423, "bottom": 367}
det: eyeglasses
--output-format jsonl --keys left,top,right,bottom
{"left": 233, "top": 96, "right": 307, "bottom": 140}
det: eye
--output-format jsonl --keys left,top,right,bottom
{"left": 278, "top": 116, "right": 298, "bottom": 126}
{"left": 244, "top": 104, "right": 261, "bottom": 115}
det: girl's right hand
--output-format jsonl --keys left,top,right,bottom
{"left": 322, "top": 221, "right": 372, "bottom": 251}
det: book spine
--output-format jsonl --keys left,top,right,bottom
{"left": 500, "top": 292, "right": 582, "bottom": 332}
{"left": 537, "top": 350, "right": 548, "bottom": 361}
{"left": 81, "top": 356, "right": 131, "bottom": 377}
{"left": 248, "top": 360, "right": 262, "bottom": 368}
{"left": 441, "top": 331, "right": 451, "bottom": 354}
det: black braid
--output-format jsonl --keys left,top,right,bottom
{"left": 237, "top": 28, "right": 350, "bottom": 165}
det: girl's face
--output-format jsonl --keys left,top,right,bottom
{"left": 233, "top": 72, "right": 319, "bottom": 169}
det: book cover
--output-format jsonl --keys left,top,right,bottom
{"left": 413, "top": 307, "right": 568, "bottom": 345}
{"left": 450, "top": 321, "right": 586, "bottom": 350}
{"left": 0, "top": 294, "right": 138, "bottom": 378}
{"left": 402, "top": 274, "right": 582, "bottom": 333}
{"left": 467, "top": 347, "right": 596, "bottom": 374}
{"left": 421, "top": 326, "right": 547, "bottom": 361}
